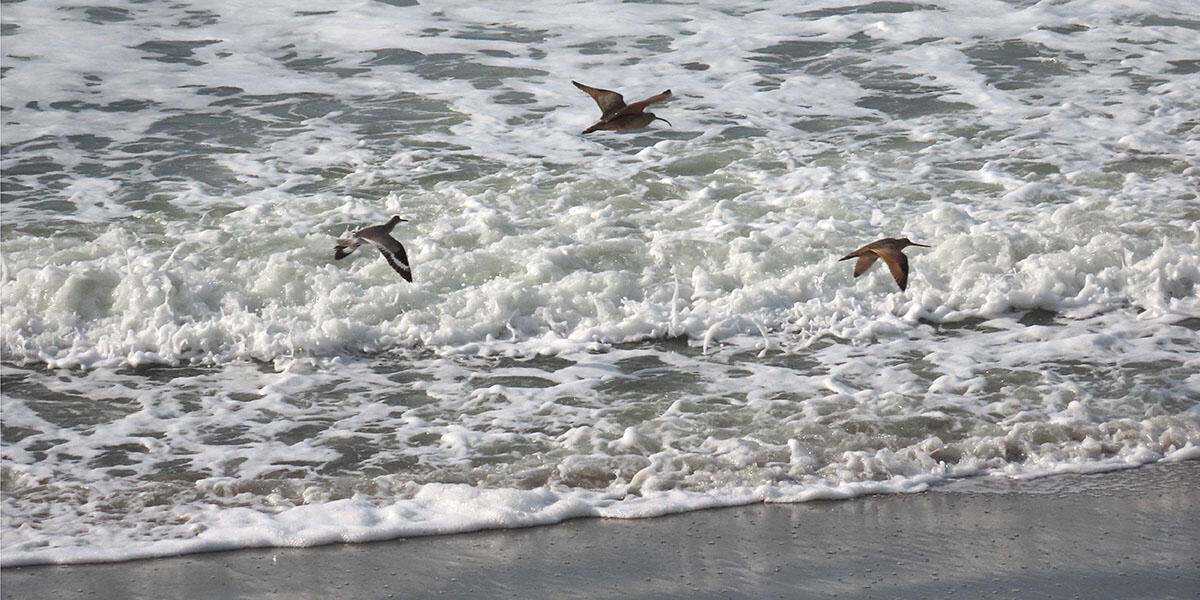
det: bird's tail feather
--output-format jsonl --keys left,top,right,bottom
{"left": 334, "top": 239, "right": 356, "bottom": 260}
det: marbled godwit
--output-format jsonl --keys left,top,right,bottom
{"left": 573, "top": 81, "right": 672, "bottom": 134}
{"left": 334, "top": 215, "right": 412, "bottom": 282}
{"left": 839, "top": 238, "right": 929, "bottom": 291}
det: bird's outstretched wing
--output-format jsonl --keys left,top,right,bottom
{"left": 852, "top": 253, "right": 879, "bottom": 277}
{"left": 573, "top": 81, "right": 626, "bottom": 117}
{"left": 875, "top": 248, "right": 910, "bottom": 290}
{"left": 620, "top": 90, "right": 672, "bottom": 116}
{"left": 838, "top": 244, "right": 869, "bottom": 262}
{"left": 368, "top": 235, "right": 412, "bottom": 282}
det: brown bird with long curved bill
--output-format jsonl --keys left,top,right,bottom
{"left": 839, "top": 237, "right": 930, "bottom": 291}
{"left": 334, "top": 215, "right": 413, "bottom": 282}
{"left": 573, "top": 81, "right": 672, "bottom": 134}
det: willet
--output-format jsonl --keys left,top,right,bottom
{"left": 334, "top": 215, "right": 412, "bottom": 282}
{"left": 838, "top": 238, "right": 930, "bottom": 291}
{"left": 572, "top": 81, "right": 672, "bottom": 134}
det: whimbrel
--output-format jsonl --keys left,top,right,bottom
{"left": 572, "top": 81, "right": 672, "bottom": 134}
{"left": 334, "top": 215, "right": 412, "bottom": 282}
{"left": 838, "top": 238, "right": 930, "bottom": 291}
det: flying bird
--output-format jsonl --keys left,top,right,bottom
{"left": 572, "top": 80, "right": 672, "bottom": 134}
{"left": 334, "top": 215, "right": 412, "bottom": 282}
{"left": 838, "top": 237, "right": 930, "bottom": 291}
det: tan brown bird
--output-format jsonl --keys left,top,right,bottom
{"left": 334, "top": 215, "right": 412, "bottom": 282}
{"left": 839, "top": 238, "right": 930, "bottom": 291}
{"left": 572, "top": 81, "right": 672, "bottom": 134}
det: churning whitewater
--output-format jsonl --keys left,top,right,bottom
{"left": 2, "top": 0, "right": 1198, "bottom": 566}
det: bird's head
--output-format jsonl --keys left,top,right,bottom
{"left": 899, "top": 238, "right": 930, "bottom": 248}
{"left": 388, "top": 215, "right": 409, "bottom": 225}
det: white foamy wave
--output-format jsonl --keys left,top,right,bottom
{"left": 5, "top": 432, "right": 1195, "bottom": 567}
{"left": 2, "top": 343, "right": 1197, "bottom": 566}
{"left": 3, "top": 176, "right": 1198, "bottom": 368}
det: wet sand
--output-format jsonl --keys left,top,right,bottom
{"left": 4, "top": 461, "right": 1197, "bottom": 600}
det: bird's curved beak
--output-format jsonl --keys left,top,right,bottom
{"left": 655, "top": 116, "right": 673, "bottom": 127}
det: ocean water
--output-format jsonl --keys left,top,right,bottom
{"left": 2, "top": 0, "right": 1199, "bottom": 566}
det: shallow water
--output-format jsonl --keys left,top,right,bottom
{"left": 2, "top": 0, "right": 1199, "bottom": 565}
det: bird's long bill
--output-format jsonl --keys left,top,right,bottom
{"left": 911, "top": 242, "right": 931, "bottom": 247}
{"left": 655, "top": 116, "right": 672, "bottom": 127}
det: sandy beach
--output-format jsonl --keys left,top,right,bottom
{"left": 4, "top": 460, "right": 1196, "bottom": 600}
